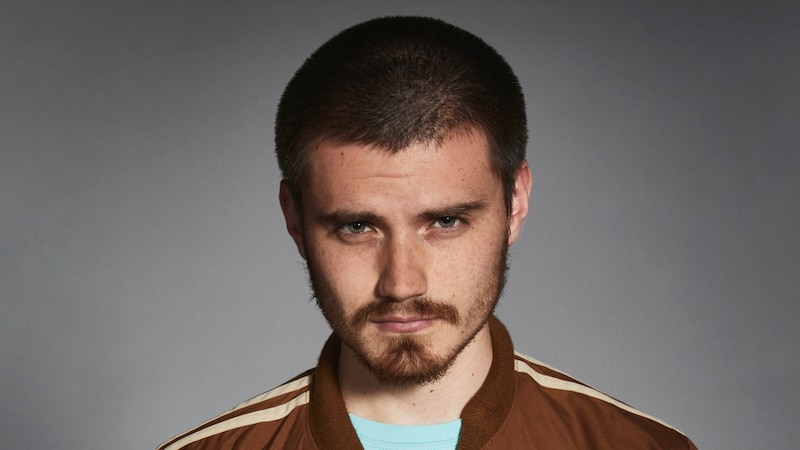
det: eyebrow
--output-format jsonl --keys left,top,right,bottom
{"left": 317, "top": 210, "right": 381, "bottom": 226}
{"left": 419, "top": 201, "right": 488, "bottom": 219}
{"left": 317, "top": 201, "right": 489, "bottom": 225}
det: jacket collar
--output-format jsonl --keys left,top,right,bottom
{"left": 308, "top": 316, "right": 515, "bottom": 449}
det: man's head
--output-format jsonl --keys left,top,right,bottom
{"left": 275, "top": 16, "right": 527, "bottom": 213}
{"left": 276, "top": 17, "right": 531, "bottom": 386}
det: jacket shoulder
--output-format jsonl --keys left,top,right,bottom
{"left": 157, "top": 370, "right": 315, "bottom": 450}
{"left": 509, "top": 353, "right": 696, "bottom": 449}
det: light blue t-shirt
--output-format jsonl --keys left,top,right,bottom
{"left": 349, "top": 414, "right": 462, "bottom": 450}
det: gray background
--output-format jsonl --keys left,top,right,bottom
{"left": 3, "top": 1, "right": 798, "bottom": 449}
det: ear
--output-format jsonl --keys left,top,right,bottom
{"left": 507, "top": 161, "right": 532, "bottom": 246}
{"left": 279, "top": 180, "right": 307, "bottom": 260}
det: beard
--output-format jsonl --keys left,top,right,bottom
{"left": 307, "top": 242, "right": 509, "bottom": 386}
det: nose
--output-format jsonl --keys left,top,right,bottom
{"left": 376, "top": 234, "right": 428, "bottom": 302}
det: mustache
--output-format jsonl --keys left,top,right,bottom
{"left": 351, "top": 297, "right": 461, "bottom": 327}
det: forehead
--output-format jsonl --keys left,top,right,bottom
{"left": 302, "top": 131, "right": 501, "bottom": 209}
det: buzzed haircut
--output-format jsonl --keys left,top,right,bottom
{"left": 275, "top": 16, "right": 527, "bottom": 212}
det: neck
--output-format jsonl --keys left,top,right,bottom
{"left": 338, "top": 323, "right": 493, "bottom": 425}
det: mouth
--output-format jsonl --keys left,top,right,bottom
{"left": 372, "top": 316, "right": 437, "bottom": 333}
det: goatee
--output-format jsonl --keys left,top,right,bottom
{"left": 307, "top": 241, "right": 508, "bottom": 386}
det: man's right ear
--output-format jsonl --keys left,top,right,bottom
{"left": 279, "top": 180, "right": 307, "bottom": 260}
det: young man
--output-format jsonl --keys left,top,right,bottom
{"left": 159, "top": 16, "right": 696, "bottom": 449}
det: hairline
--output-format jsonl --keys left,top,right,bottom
{"left": 287, "top": 126, "right": 517, "bottom": 217}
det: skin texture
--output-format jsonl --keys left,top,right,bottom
{"left": 280, "top": 130, "right": 531, "bottom": 424}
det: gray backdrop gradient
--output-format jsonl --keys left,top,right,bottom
{"left": 2, "top": 1, "right": 798, "bottom": 449}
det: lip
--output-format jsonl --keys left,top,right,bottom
{"left": 373, "top": 316, "right": 437, "bottom": 333}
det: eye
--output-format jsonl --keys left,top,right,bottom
{"left": 343, "top": 222, "right": 370, "bottom": 234}
{"left": 433, "top": 216, "right": 460, "bottom": 228}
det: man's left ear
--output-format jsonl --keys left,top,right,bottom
{"left": 507, "top": 161, "right": 532, "bottom": 246}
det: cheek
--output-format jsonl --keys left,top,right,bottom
{"left": 309, "top": 242, "right": 378, "bottom": 302}
{"left": 429, "top": 234, "right": 505, "bottom": 291}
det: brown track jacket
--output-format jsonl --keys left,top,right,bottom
{"left": 158, "top": 317, "right": 696, "bottom": 449}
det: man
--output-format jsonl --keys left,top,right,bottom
{"left": 159, "top": 16, "right": 696, "bottom": 449}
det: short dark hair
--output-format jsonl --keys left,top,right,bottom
{"left": 275, "top": 16, "right": 527, "bottom": 212}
